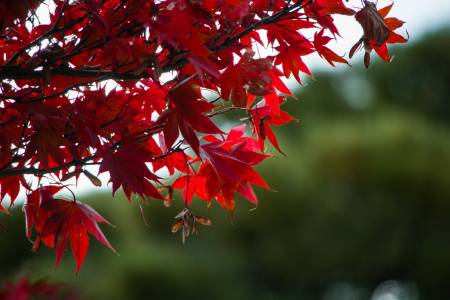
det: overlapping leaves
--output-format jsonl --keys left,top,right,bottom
{"left": 24, "top": 187, "right": 115, "bottom": 273}
{"left": 0, "top": 0, "right": 407, "bottom": 271}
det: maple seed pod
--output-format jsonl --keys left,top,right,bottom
{"left": 163, "top": 197, "right": 171, "bottom": 208}
{"left": 171, "top": 219, "right": 184, "bottom": 233}
{"left": 355, "top": 0, "right": 390, "bottom": 47}
{"left": 83, "top": 170, "right": 102, "bottom": 187}
{"left": 163, "top": 187, "right": 174, "bottom": 208}
{"left": 364, "top": 52, "right": 371, "bottom": 69}
{"left": 195, "top": 216, "right": 212, "bottom": 226}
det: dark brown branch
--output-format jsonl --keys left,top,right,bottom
{"left": 0, "top": 67, "right": 143, "bottom": 81}
{"left": 0, "top": 157, "right": 98, "bottom": 177}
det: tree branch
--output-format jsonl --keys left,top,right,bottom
{"left": 0, "top": 1, "right": 309, "bottom": 83}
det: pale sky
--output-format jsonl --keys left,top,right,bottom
{"left": 10, "top": 0, "right": 450, "bottom": 202}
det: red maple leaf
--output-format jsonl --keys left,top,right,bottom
{"left": 314, "top": 29, "right": 348, "bottom": 66}
{"left": 250, "top": 98, "right": 297, "bottom": 153}
{"left": 0, "top": 175, "right": 27, "bottom": 207}
{"left": 24, "top": 128, "right": 68, "bottom": 168}
{"left": 275, "top": 40, "right": 314, "bottom": 84}
{"left": 157, "top": 82, "right": 222, "bottom": 155}
{"left": 264, "top": 19, "right": 315, "bottom": 47}
{"left": 220, "top": 54, "right": 275, "bottom": 107}
{"left": 25, "top": 186, "right": 115, "bottom": 273}
{"left": 98, "top": 142, "right": 162, "bottom": 200}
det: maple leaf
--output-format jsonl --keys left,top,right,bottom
{"left": 25, "top": 187, "right": 115, "bottom": 273}
{"left": 154, "top": 5, "right": 211, "bottom": 57}
{"left": 314, "top": 29, "right": 348, "bottom": 66}
{"left": 98, "top": 142, "right": 163, "bottom": 200}
{"left": 304, "top": 2, "right": 341, "bottom": 35}
{"left": 220, "top": 54, "right": 275, "bottom": 107}
{"left": 157, "top": 82, "right": 222, "bottom": 155}
{"left": 275, "top": 42, "right": 314, "bottom": 84}
{"left": 23, "top": 128, "right": 68, "bottom": 168}
{"left": 0, "top": 175, "right": 27, "bottom": 207}
{"left": 265, "top": 19, "right": 315, "bottom": 47}
{"left": 17, "top": 101, "right": 72, "bottom": 169}
{"left": 152, "top": 151, "right": 192, "bottom": 176}
{"left": 250, "top": 98, "right": 297, "bottom": 153}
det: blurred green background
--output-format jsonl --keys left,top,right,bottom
{"left": 2, "top": 29, "right": 450, "bottom": 300}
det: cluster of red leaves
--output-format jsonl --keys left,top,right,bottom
{"left": 0, "top": 276, "right": 77, "bottom": 300}
{"left": 0, "top": 0, "right": 406, "bottom": 271}
{"left": 173, "top": 125, "right": 270, "bottom": 213}
{"left": 24, "top": 186, "right": 115, "bottom": 272}
{"left": 0, "top": 1, "right": 41, "bottom": 30}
